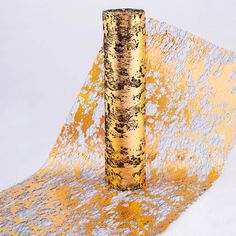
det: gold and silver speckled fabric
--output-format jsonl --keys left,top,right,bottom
{"left": 103, "top": 9, "right": 146, "bottom": 191}
{"left": 0, "top": 17, "right": 236, "bottom": 235}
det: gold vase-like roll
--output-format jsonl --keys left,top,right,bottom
{"left": 103, "top": 9, "right": 146, "bottom": 191}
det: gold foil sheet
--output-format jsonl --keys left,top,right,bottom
{"left": 0, "top": 18, "right": 236, "bottom": 235}
{"left": 103, "top": 9, "right": 146, "bottom": 190}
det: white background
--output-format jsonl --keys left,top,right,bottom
{"left": 0, "top": 1, "right": 236, "bottom": 235}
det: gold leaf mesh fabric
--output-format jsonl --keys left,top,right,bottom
{"left": 0, "top": 18, "right": 236, "bottom": 235}
{"left": 103, "top": 9, "right": 147, "bottom": 190}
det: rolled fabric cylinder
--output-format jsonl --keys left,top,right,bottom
{"left": 103, "top": 9, "right": 146, "bottom": 191}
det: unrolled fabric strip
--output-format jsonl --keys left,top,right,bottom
{"left": 0, "top": 17, "right": 236, "bottom": 235}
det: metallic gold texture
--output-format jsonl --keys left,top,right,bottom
{"left": 103, "top": 9, "right": 146, "bottom": 190}
{"left": 0, "top": 19, "right": 236, "bottom": 235}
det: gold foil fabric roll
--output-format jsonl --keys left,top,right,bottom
{"left": 0, "top": 17, "right": 236, "bottom": 235}
{"left": 103, "top": 9, "right": 146, "bottom": 190}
